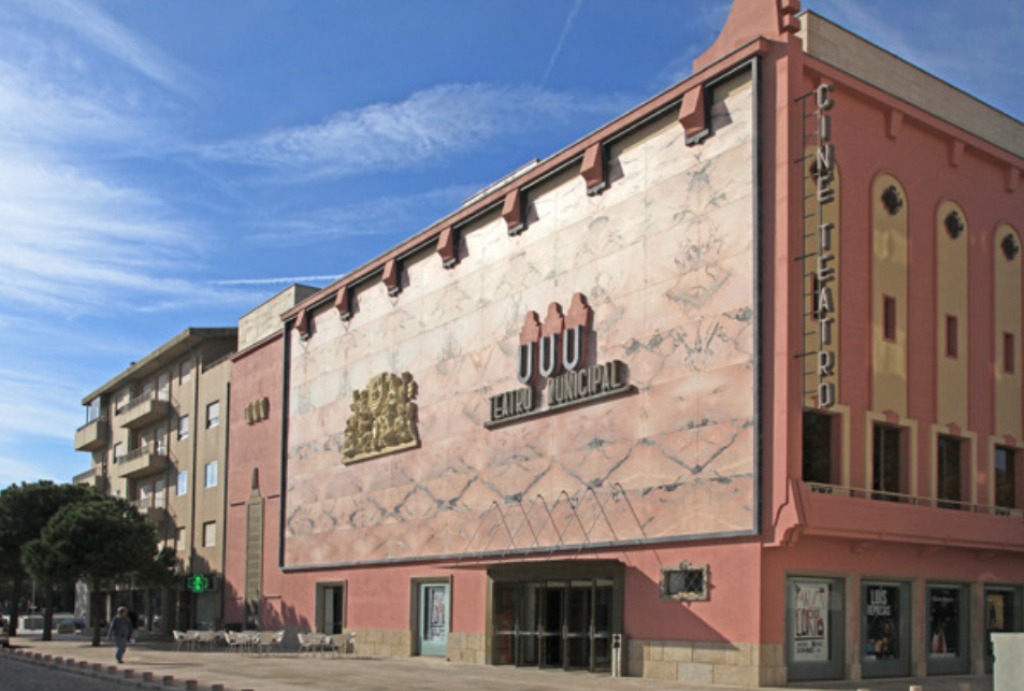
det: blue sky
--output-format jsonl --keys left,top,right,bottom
{"left": 1, "top": 0, "right": 1021, "bottom": 487}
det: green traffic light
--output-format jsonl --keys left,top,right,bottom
{"left": 187, "top": 573, "right": 210, "bottom": 593}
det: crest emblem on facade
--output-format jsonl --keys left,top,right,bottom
{"left": 342, "top": 372, "right": 419, "bottom": 463}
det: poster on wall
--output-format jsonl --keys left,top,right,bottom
{"left": 428, "top": 588, "right": 447, "bottom": 639}
{"left": 929, "top": 588, "right": 960, "bottom": 656}
{"left": 864, "top": 584, "right": 899, "bottom": 659}
{"left": 793, "top": 579, "right": 830, "bottom": 662}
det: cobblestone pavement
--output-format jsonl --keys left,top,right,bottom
{"left": 2, "top": 635, "right": 994, "bottom": 691}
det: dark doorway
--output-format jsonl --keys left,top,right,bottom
{"left": 490, "top": 561, "right": 622, "bottom": 673}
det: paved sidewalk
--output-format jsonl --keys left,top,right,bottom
{"left": 3, "top": 635, "right": 993, "bottom": 691}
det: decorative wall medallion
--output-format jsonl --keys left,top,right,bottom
{"left": 944, "top": 211, "right": 964, "bottom": 240}
{"left": 343, "top": 372, "right": 419, "bottom": 463}
{"left": 1002, "top": 233, "right": 1020, "bottom": 260}
{"left": 244, "top": 397, "right": 270, "bottom": 425}
{"left": 881, "top": 185, "right": 903, "bottom": 216}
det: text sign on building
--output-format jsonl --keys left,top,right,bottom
{"left": 811, "top": 84, "right": 838, "bottom": 409}
{"left": 486, "top": 292, "right": 632, "bottom": 427}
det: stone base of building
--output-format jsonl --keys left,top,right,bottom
{"left": 627, "top": 639, "right": 785, "bottom": 688}
{"left": 350, "top": 629, "right": 412, "bottom": 658}
{"left": 446, "top": 632, "right": 487, "bottom": 664}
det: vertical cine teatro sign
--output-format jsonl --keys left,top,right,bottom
{"left": 812, "top": 84, "right": 838, "bottom": 409}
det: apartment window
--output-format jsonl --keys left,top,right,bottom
{"left": 937, "top": 435, "right": 963, "bottom": 509}
{"left": 872, "top": 423, "right": 904, "bottom": 501}
{"left": 113, "top": 442, "right": 124, "bottom": 463}
{"left": 179, "top": 357, "right": 193, "bottom": 384}
{"left": 205, "top": 461, "right": 218, "bottom": 488}
{"left": 157, "top": 372, "right": 170, "bottom": 401}
{"left": 114, "top": 388, "right": 130, "bottom": 414}
{"left": 137, "top": 483, "right": 151, "bottom": 509}
{"left": 154, "top": 478, "right": 166, "bottom": 508}
{"left": 945, "top": 315, "right": 958, "bottom": 358}
{"left": 155, "top": 426, "right": 168, "bottom": 455}
{"left": 883, "top": 296, "right": 897, "bottom": 342}
{"left": 178, "top": 415, "right": 189, "bottom": 440}
{"left": 202, "top": 521, "right": 216, "bottom": 548}
{"left": 1004, "top": 333, "right": 1016, "bottom": 373}
{"left": 177, "top": 470, "right": 188, "bottom": 496}
{"left": 176, "top": 526, "right": 187, "bottom": 551}
{"left": 206, "top": 401, "right": 220, "bottom": 429}
{"left": 803, "top": 410, "right": 836, "bottom": 485}
{"left": 996, "top": 446, "right": 1018, "bottom": 509}
{"left": 85, "top": 398, "right": 102, "bottom": 423}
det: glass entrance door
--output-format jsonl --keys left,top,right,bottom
{"left": 492, "top": 578, "right": 616, "bottom": 672}
{"left": 565, "top": 582, "right": 591, "bottom": 669}
{"left": 540, "top": 583, "right": 564, "bottom": 668}
{"left": 417, "top": 582, "right": 449, "bottom": 657}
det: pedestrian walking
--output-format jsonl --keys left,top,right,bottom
{"left": 107, "top": 606, "right": 134, "bottom": 664}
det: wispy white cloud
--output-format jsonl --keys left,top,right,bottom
{"left": 13, "top": 0, "right": 199, "bottom": 98}
{"left": 202, "top": 83, "right": 629, "bottom": 178}
{"left": 0, "top": 157, "right": 253, "bottom": 317}
{"left": 246, "top": 184, "right": 482, "bottom": 246}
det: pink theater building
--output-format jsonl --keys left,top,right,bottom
{"left": 225, "top": 1, "right": 1024, "bottom": 685}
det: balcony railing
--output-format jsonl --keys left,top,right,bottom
{"left": 113, "top": 442, "right": 169, "bottom": 480}
{"left": 130, "top": 497, "right": 168, "bottom": 520}
{"left": 805, "top": 482, "right": 1024, "bottom": 518}
{"left": 116, "top": 391, "right": 171, "bottom": 429}
{"left": 72, "top": 469, "right": 107, "bottom": 493}
{"left": 74, "top": 417, "right": 108, "bottom": 452}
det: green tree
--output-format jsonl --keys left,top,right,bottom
{"left": 0, "top": 481, "right": 92, "bottom": 638}
{"left": 21, "top": 536, "right": 78, "bottom": 641}
{"left": 35, "top": 494, "right": 162, "bottom": 646}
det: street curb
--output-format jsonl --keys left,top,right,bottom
{"left": 1, "top": 646, "right": 252, "bottom": 691}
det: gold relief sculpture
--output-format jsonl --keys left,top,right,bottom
{"left": 342, "top": 372, "right": 419, "bottom": 464}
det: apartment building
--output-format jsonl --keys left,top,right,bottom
{"left": 74, "top": 328, "right": 236, "bottom": 630}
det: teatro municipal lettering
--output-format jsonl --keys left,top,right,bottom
{"left": 486, "top": 293, "right": 633, "bottom": 428}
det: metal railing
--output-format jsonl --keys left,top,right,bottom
{"left": 805, "top": 482, "right": 1023, "bottom": 518}
{"left": 76, "top": 415, "right": 108, "bottom": 432}
{"left": 119, "top": 442, "right": 166, "bottom": 463}
{"left": 119, "top": 389, "right": 170, "bottom": 414}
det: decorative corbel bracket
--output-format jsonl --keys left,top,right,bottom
{"left": 502, "top": 188, "right": 526, "bottom": 236}
{"left": 383, "top": 258, "right": 401, "bottom": 297}
{"left": 335, "top": 285, "right": 352, "bottom": 321}
{"left": 437, "top": 226, "right": 459, "bottom": 268}
{"left": 296, "top": 310, "right": 312, "bottom": 340}
{"left": 580, "top": 142, "right": 608, "bottom": 195}
{"left": 678, "top": 85, "right": 710, "bottom": 146}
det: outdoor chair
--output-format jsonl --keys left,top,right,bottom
{"left": 223, "top": 630, "right": 247, "bottom": 654}
{"left": 339, "top": 631, "right": 356, "bottom": 656}
{"left": 172, "top": 630, "right": 199, "bottom": 651}
{"left": 297, "top": 631, "right": 325, "bottom": 656}
{"left": 195, "top": 629, "right": 218, "bottom": 650}
{"left": 254, "top": 629, "right": 285, "bottom": 655}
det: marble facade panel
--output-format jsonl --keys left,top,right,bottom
{"left": 285, "top": 74, "right": 757, "bottom": 566}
